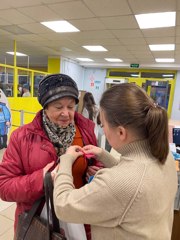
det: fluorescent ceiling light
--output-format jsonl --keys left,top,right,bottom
{"left": 83, "top": 46, "right": 108, "bottom": 51}
{"left": 105, "top": 58, "right": 123, "bottom": 62}
{"left": 155, "top": 58, "right": 175, "bottom": 62}
{"left": 149, "top": 44, "right": 175, "bottom": 51}
{"left": 6, "top": 51, "right": 27, "bottom": 56}
{"left": 41, "top": 20, "right": 80, "bottom": 32}
{"left": 135, "top": 12, "right": 176, "bottom": 29}
{"left": 76, "top": 58, "right": 93, "bottom": 62}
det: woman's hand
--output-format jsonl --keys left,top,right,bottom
{"left": 86, "top": 165, "right": 102, "bottom": 181}
{"left": 65, "top": 145, "right": 84, "bottom": 160}
{"left": 83, "top": 145, "right": 103, "bottom": 158}
{"left": 51, "top": 164, "right": 59, "bottom": 181}
{"left": 43, "top": 161, "right": 55, "bottom": 178}
{"left": 43, "top": 162, "right": 59, "bottom": 181}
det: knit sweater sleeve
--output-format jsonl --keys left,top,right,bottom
{"left": 98, "top": 149, "right": 121, "bottom": 168}
{"left": 54, "top": 153, "right": 146, "bottom": 226}
{"left": 54, "top": 154, "right": 120, "bottom": 226}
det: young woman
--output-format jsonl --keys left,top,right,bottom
{"left": 82, "top": 92, "right": 99, "bottom": 138}
{"left": 54, "top": 83, "right": 177, "bottom": 240}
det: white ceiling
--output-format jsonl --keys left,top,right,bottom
{"left": 0, "top": 0, "right": 180, "bottom": 69}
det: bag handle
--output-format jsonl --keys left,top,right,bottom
{"left": 44, "top": 172, "right": 61, "bottom": 236}
{"left": 17, "top": 172, "right": 60, "bottom": 240}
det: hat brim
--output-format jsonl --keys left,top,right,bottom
{"left": 43, "top": 93, "right": 79, "bottom": 107}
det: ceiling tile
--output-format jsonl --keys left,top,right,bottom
{"left": 152, "top": 51, "right": 175, "bottom": 57}
{"left": 142, "top": 28, "right": 175, "bottom": 38}
{"left": 0, "top": 0, "right": 179, "bottom": 69}
{"left": 18, "top": 5, "right": 60, "bottom": 22}
{"left": 73, "top": 38, "right": 120, "bottom": 46}
{"left": 146, "top": 37, "right": 175, "bottom": 44}
{"left": 126, "top": 45, "right": 150, "bottom": 51}
{"left": 128, "top": 0, "right": 176, "bottom": 14}
{"left": 0, "top": 9, "right": 34, "bottom": 24}
{"left": 112, "top": 29, "right": 143, "bottom": 38}
{"left": 99, "top": 16, "right": 138, "bottom": 29}
{"left": 84, "top": 0, "right": 131, "bottom": 16}
{"left": 0, "top": 18, "right": 11, "bottom": 25}
{"left": 65, "top": 30, "right": 114, "bottom": 41}
{"left": 69, "top": 18, "right": 106, "bottom": 31}
{"left": 7, "top": 0, "right": 42, "bottom": 7}
{"left": 1, "top": 25, "right": 31, "bottom": 34}
{"left": 120, "top": 38, "right": 147, "bottom": 45}
{"left": 48, "top": 1, "right": 94, "bottom": 19}
{"left": 175, "top": 37, "right": 180, "bottom": 44}
{"left": 18, "top": 23, "right": 52, "bottom": 34}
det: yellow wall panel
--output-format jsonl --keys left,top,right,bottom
{"left": 48, "top": 58, "right": 60, "bottom": 73}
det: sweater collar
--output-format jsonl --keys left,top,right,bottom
{"left": 118, "top": 139, "right": 154, "bottom": 160}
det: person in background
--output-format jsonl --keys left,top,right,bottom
{"left": 0, "top": 101, "right": 11, "bottom": 149}
{"left": 82, "top": 92, "right": 99, "bottom": 138}
{"left": 17, "top": 84, "right": 23, "bottom": 97}
{"left": 0, "top": 73, "right": 101, "bottom": 240}
{"left": 53, "top": 83, "right": 177, "bottom": 240}
{"left": 22, "top": 83, "right": 31, "bottom": 97}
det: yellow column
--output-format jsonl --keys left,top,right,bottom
{"left": 48, "top": 57, "right": 60, "bottom": 74}
{"left": 13, "top": 40, "right": 18, "bottom": 97}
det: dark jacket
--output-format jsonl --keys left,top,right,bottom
{"left": 0, "top": 110, "right": 97, "bottom": 230}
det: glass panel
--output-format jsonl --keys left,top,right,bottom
{"left": 33, "top": 74, "right": 46, "bottom": 97}
{"left": 17, "top": 70, "right": 31, "bottom": 97}
{"left": 0, "top": 67, "right": 14, "bottom": 97}
{"left": 109, "top": 71, "right": 139, "bottom": 77}
{"left": 141, "top": 72, "right": 175, "bottom": 79}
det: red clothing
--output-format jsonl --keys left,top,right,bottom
{"left": 0, "top": 110, "right": 97, "bottom": 231}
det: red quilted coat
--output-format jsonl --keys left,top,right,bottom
{"left": 0, "top": 110, "right": 97, "bottom": 237}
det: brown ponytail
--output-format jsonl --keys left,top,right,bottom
{"left": 144, "top": 104, "right": 169, "bottom": 163}
{"left": 100, "top": 84, "right": 169, "bottom": 164}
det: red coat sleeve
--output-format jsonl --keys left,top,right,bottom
{"left": 0, "top": 131, "right": 44, "bottom": 203}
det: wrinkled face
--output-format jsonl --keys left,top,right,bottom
{"left": 45, "top": 97, "right": 76, "bottom": 127}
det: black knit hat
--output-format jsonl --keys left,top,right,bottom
{"left": 38, "top": 74, "right": 79, "bottom": 108}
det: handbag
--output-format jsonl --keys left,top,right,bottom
{"left": 15, "top": 172, "right": 66, "bottom": 240}
{"left": 59, "top": 221, "right": 87, "bottom": 240}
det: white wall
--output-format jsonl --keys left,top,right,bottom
{"left": 171, "top": 71, "right": 180, "bottom": 120}
{"left": 60, "top": 57, "right": 106, "bottom": 105}
{"left": 60, "top": 57, "right": 84, "bottom": 90}
{"left": 83, "top": 68, "right": 106, "bottom": 104}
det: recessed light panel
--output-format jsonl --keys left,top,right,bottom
{"left": 105, "top": 58, "right": 123, "bottom": 62}
{"left": 155, "top": 58, "right": 175, "bottom": 62}
{"left": 76, "top": 58, "right": 93, "bottom": 62}
{"left": 83, "top": 46, "right": 107, "bottom": 51}
{"left": 149, "top": 44, "right": 175, "bottom": 51}
{"left": 6, "top": 52, "right": 27, "bottom": 56}
{"left": 135, "top": 12, "right": 176, "bottom": 29}
{"left": 41, "top": 20, "right": 80, "bottom": 32}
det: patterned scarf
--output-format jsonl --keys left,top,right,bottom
{"left": 42, "top": 110, "right": 76, "bottom": 156}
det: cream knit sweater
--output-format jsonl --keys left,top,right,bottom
{"left": 54, "top": 140, "right": 177, "bottom": 240}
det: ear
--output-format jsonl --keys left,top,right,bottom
{"left": 117, "top": 126, "right": 127, "bottom": 141}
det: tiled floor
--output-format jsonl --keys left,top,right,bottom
{"left": 0, "top": 149, "right": 15, "bottom": 240}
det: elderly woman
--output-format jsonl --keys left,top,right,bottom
{"left": 0, "top": 73, "right": 100, "bottom": 239}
